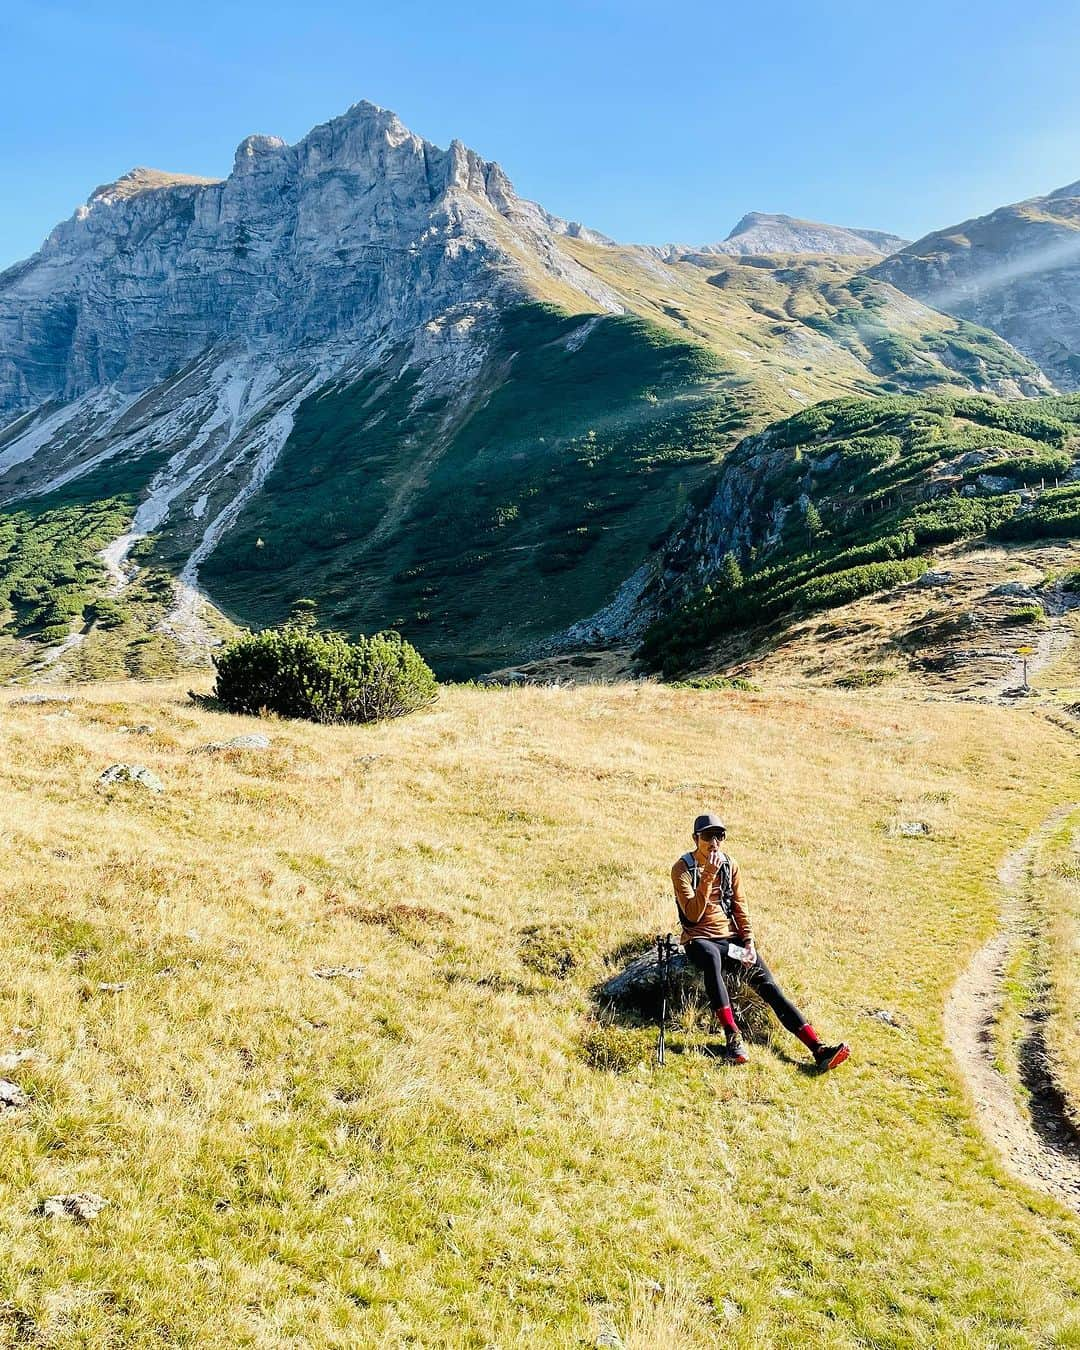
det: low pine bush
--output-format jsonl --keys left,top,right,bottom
{"left": 796, "top": 557, "right": 927, "bottom": 610}
{"left": 212, "top": 627, "right": 438, "bottom": 724}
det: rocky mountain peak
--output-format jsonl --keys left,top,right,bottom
{"left": 714, "top": 211, "right": 908, "bottom": 257}
{"left": 87, "top": 166, "right": 222, "bottom": 205}
{"left": 232, "top": 135, "right": 288, "bottom": 172}
{"left": 0, "top": 97, "right": 621, "bottom": 418}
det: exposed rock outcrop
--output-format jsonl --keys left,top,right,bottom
{"left": 0, "top": 100, "right": 621, "bottom": 419}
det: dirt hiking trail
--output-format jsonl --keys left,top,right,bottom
{"left": 945, "top": 807, "right": 1080, "bottom": 1214}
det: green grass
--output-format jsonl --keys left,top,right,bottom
{"left": 0, "top": 679, "right": 1079, "bottom": 1345}
{"left": 641, "top": 392, "right": 1080, "bottom": 675}
{"left": 200, "top": 305, "right": 763, "bottom": 678}
{"left": 0, "top": 442, "right": 190, "bottom": 682}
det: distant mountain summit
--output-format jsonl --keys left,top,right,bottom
{"left": 0, "top": 99, "right": 1051, "bottom": 683}
{"left": 706, "top": 211, "right": 907, "bottom": 257}
{"left": 0, "top": 98, "right": 620, "bottom": 419}
{"left": 870, "top": 180, "right": 1080, "bottom": 389}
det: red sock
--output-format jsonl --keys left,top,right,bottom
{"left": 715, "top": 1006, "right": 738, "bottom": 1036}
{"left": 796, "top": 1023, "right": 821, "bottom": 1051}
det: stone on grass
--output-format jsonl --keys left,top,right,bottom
{"left": 917, "top": 570, "right": 953, "bottom": 589}
{"left": 991, "top": 581, "right": 1037, "bottom": 598}
{"left": 98, "top": 763, "right": 164, "bottom": 792}
{"left": 975, "top": 473, "right": 1015, "bottom": 493}
{"left": 0, "top": 1049, "right": 45, "bottom": 1072}
{"left": 311, "top": 966, "right": 364, "bottom": 980}
{"left": 596, "top": 941, "right": 769, "bottom": 1036}
{"left": 864, "top": 1007, "right": 905, "bottom": 1028}
{"left": 194, "top": 734, "right": 272, "bottom": 754}
{"left": 0, "top": 1079, "right": 29, "bottom": 1111}
{"left": 11, "top": 693, "right": 72, "bottom": 706}
{"left": 36, "top": 1193, "right": 108, "bottom": 1224}
{"left": 890, "top": 820, "right": 930, "bottom": 837}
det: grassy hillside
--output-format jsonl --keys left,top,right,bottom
{"left": 199, "top": 305, "right": 758, "bottom": 678}
{"left": 195, "top": 298, "right": 1052, "bottom": 684}
{"left": 0, "top": 445, "right": 191, "bottom": 683}
{"left": 640, "top": 392, "right": 1080, "bottom": 675}
{"left": 557, "top": 239, "right": 1051, "bottom": 400}
{"left": 3, "top": 258, "right": 1053, "bottom": 687}
{"left": 0, "top": 678, "right": 1078, "bottom": 1345}
{"left": 1037, "top": 808, "right": 1080, "bottom": 1129}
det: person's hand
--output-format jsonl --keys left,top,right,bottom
{"left": 704, "top": 842, "right": 724, "bottom": 872}
{"left": 742, "top": 939, "right": 757, "bottom": 965}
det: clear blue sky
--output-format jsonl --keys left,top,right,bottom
{"left": 3, "top": 0, "right": 1080, "bottom": 270}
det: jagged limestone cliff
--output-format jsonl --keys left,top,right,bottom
{"left": 0, "top": 101, "right": 1058, "bottom": 681}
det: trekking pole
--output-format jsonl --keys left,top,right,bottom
{"left": 656, "top": 932, "right": 676, "bottom": 1065}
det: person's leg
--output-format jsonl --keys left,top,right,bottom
{"left": 684, "top": 940, "right": 743, "bottom": 1049}
{"left": 740, "top": 950, "right": 849, "bottom": 1068}
{"left": 741, "top": 951, "right": 819, "bottom": 1045}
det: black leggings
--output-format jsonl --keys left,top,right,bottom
{"left": 684, "top": 938, "right": 807, "bottom": 1036}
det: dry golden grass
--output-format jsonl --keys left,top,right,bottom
{"left": 1039, "top": 809, "right": 1080, "bottom": 1129}
{"left": 0, "top": 677, "right": 1078, "bottom": 1346}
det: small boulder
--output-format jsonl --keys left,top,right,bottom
{"left": 311, "top": 966, "right": 364, "bottom": 980}
{"left": 595, "top": 1328, "right": 624, "bottom": 1350}
{"left": 11, "top": 693, "right": 72, "bottom": 706}
{"left": 991, "top": 581, "right": 1037, "bottom": 599}
{"left": 596, "top": 941, "right": 768, "bottom": 1034}
{"left": 890, "top": 820, "right": 930, "bottom": 837}
{"left": 0, "top": 1079, "right": 29, "bottom": 1112}
{"left": 193, "top": 734, "right": 272, "bottom": 754}
{"left": 0, "top": 1048, "right": 45, "bottom": 1072}
{"left": 917, "top": 570, "right": 953, "bottom": 589}
{"left": 97, "top": 764, "right": 164, "bottom": 793}
{"left": 36, "top": 1193, "right": 108, "bottom": 1224}
{"left": 975, "top": 473, "right": 1015, "bottom": 493}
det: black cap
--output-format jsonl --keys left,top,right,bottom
{"left": 693, "top": 813, "right": 726, "bottom": 836}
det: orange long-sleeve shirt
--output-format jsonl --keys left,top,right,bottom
{"left": 671, "top": 851, "right": 754, "bottom": 945}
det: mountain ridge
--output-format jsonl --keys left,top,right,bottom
{"left": 0, "top": 98, "right": 1066, "bottom": 683}
{"left": 870, "top": 180, "right": 1080, "bottom": 391}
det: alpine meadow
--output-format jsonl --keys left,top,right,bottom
{"left": 2, "top": 37, "right": 1080, "bottom": 1350}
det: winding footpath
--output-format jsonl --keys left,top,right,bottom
{"left": 944, "top": 807, "right": 1080, "bottom": 1213}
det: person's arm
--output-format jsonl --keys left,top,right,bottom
{"left": 672, "top": 858, "right": 716, "bottom": 924}
{"left": 729, "top": 860, "right": 755, "bottom": 945}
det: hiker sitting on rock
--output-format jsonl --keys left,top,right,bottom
{"left": 673, "top": 813, "right": 849, "bottom": 1069}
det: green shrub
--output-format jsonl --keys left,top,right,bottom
{"left": 797, "top": 557, "right": 927, "bottom": 610}
{"left": 822, "top": 530, "right": 916, "bottom": 570}
{"left": 992, "top": 485, "right": 1080, "bottom": 542}
{"left": 1000, "top": 604, "right": 1044, "bottom": 626}
{"left": 909, "top": 493, "right": 1020, "bottom": 546}
{"left": 212, "top": 627, "right": 438, "bottom": 724}
{"left": 668, "top": 675, "right": 758, "bottom": 691}
{"left": 961, "top": 451, "right": 1072, "bottom": 485}
{"left": 519, "top": 923, "right": 578, "bottom": 979}
{"left": 88, "top": 597, "right": 127, "bottom": 629}
{"left": 35, "top": 623, "right": 74, "bottom": 645}
{"left": 577, "top": 1021, "right": 646, "bottom": 1073}
{"left": 834, "top": 668, "right": 896, "bottom": 688}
